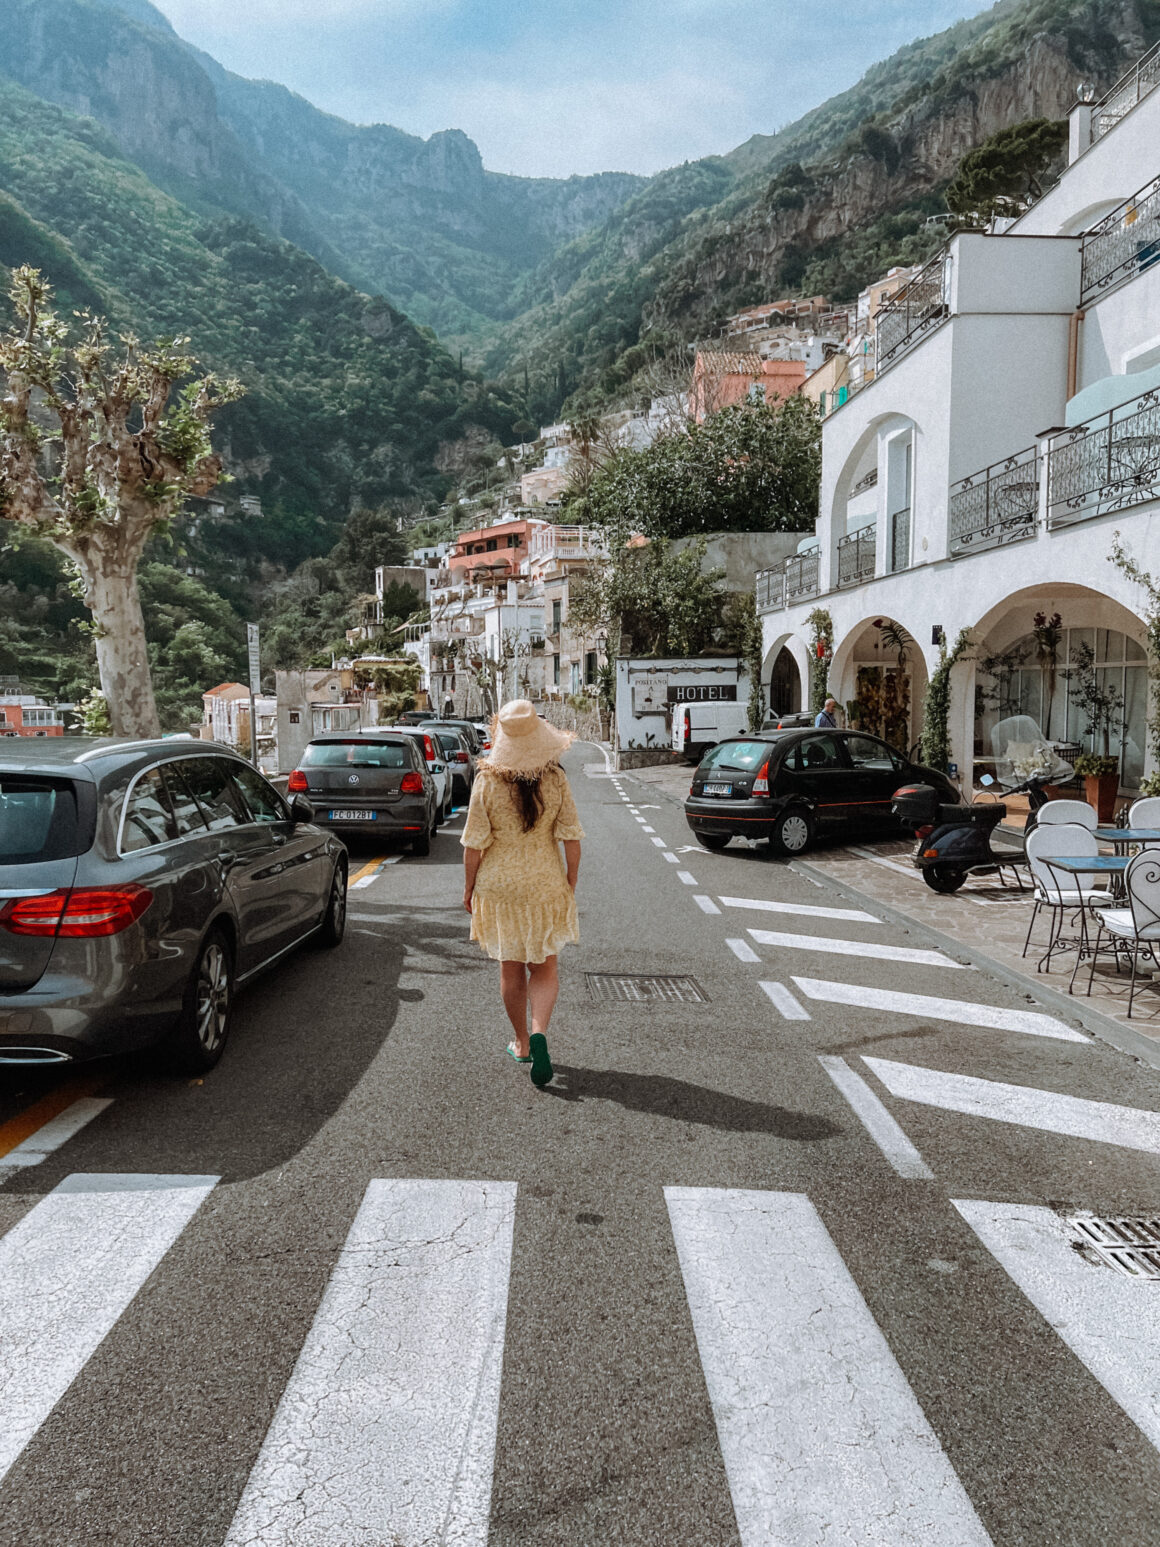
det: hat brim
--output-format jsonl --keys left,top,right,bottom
{"left": 483, "top": 713, "right": 574, "bottom": 776}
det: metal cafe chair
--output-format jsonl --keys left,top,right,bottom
{"left": 1085, "top": 849, "right": 1160, "bottom": 1016}
{"left": 1128, "top": 796, "right": 1160, "bottom": 844}
{"left": 1023, "top": 824, "right": 1111, "bottom": 967}
{"left": 1035, "top": 800, "right": 1098, "bottom": 830}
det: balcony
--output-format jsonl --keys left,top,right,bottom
{"left": 786, "top": 546, "right": 820, "bottom": 602}
{"left": 837, "top": 524, "right": 876, "bottom": 586}
{"left": 755, "top": 566, "right": 786, "bottom": 612}
{"left": 1047, "top": 387, "right": 1160, "bottom": 528}
{"left": 1089, "top": 39, "right": 1160, "bottom": 145}
{"left": 527, "top": 524, "right": 607, "bottom": 563}
{"left": 875, "top": 252, "right": 952, "bottom": 373}
{"left": 1080, "top": 172, "right": 1160, "bottom": 304}
{"left": 949, "top": 446, "right": 1040, "bottom": 556}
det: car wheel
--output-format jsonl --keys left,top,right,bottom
{"left": 315, "top": 861, "right": 348, "bottom": 948}
{"left": 171, "top": 927, "right": 234, "bottom": 1073}
{"left": 923, "top": 865, "right": 967, "bottom": 893}
{"left": 768, "top": 806, "right": 813, "bottom": 857}
{"left": 411, "top": 823, "right": 432, "bottom": 857}
{"left": 444, "top": 787, "right": 454, "bottom": 820}
{"left": 695, "top": 832, "right": 730, "bottom": 851}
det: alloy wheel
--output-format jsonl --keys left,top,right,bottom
{"left": 195, "top": 942, "right": 231, "bottom": 1054}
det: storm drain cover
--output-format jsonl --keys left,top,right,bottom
{"left": 1069, "top": 1215, "right": 1160, "bottom": 1279}
{"left": 586, "top": 973, "right": 709, "bottom": 1005}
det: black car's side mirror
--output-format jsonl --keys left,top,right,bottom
{"left": 288, "top": 794, "right": 315, "bottom": 825}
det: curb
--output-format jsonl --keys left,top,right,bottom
{"left": 792, "top": 858, "right": 1160, "bottom": 1074}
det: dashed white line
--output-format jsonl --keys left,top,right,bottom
{"left": 642, "top": 825, "right": 656, "bottom": 833}
{"left": 677, "top": 871, "right": 698, "bottom": 885}
{"left": 726, "top": 938, "right": 761, "bottom": 963}
{"left": 651, "top": 836, "right": 668, "bottom": 848}
{"left": 662, "top": 853, "right": 680, "bottom": 864}
{"left": 818, "top": 1056, "right": 934, "bottom": 1179}
{"left": 693, "top": 895, "right": 721, "bottom": 915}
{"left": 758, "top": 981, "right": 811, "bottom": 1020}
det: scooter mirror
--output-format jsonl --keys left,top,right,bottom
{"left": 980, "top": 774, "right": 994, "bottom": 786}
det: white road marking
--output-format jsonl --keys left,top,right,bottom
{"left": 0, "top": 1098, "right": 112, "bottom": 1168}
{"left": 693, "top": 895, "right": 721, "bottom": 915}
{"left": 225, "top": 1178, "right": 515, "bottom": 1547}
{"left": 726, "top": 938, "right": 761, "bottom": 963}
{"left": 642, "top": 825, "right": 656, "bottom": 833}
{"left": 866, "top": 1059, "right": 1160, "bottom": 1152}
{"left": 666, "top": 1188, "right": 992, "bottom": 1546}
{"left": 955, "top": 1199, "right": 1160, "bottom": 1452}
{"left": 749, "top": 929, "right": 965, "bottom": 969}
{"left": 818, "top": 1057, "right": 934, "bottom": 1179}
{"left": 662, "top": 853, "right": 680, "bottom": 864}
{"left": 348, "top": 912, "right": 389, "bottom": 924}
{"left": 792, "top": 978, "right": 1089, "bottom": 1042}
{"left": 651, "top": 837, "right": 668, "bottom": 848}
{"left": 0, "top": 1173, "right": 218, "bottom": 1485}
{"left": 721, "top": 895, "right": 879, "bottom": 924}
{"left": 677, "top": 871, "right": 697, "bottom": 884}
{"left": 758, "top": 981, "right": 811, "bottom": 1020}
{"left": 847, "top": 845, "right": 922, "bottom": 879}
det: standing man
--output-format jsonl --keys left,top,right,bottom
{"left": 442, "top": 693, "right": 456, "bottom": 719}
{"left": 815, "top": 697, "right": 839, "bottom": 729}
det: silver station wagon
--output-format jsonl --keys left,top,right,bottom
{"left": 0, "top": 739, "right": 347, "bottom": 1071}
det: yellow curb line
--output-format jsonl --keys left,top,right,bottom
{"left": 349, "top": 855, "right": 391, "bottom": 886}
{"left": 0, "top": 1074, "right": 106, "bottom": 1161}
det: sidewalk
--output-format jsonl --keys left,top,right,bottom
{"left": 618, "top": 759, "right": 1160, "bottom": 1069}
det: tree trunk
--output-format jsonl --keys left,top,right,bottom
{"left": 85, "top": 562, "right": 161, "bottom": 739}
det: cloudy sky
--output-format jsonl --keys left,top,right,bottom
{"left": 157, "top": 0, "right": 998, "bottom": 179}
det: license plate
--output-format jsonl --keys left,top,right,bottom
{"left": 329, "top": 809, "right": 378, "bottom": 820}
{"left": 703, "top": 782, "right": 733, "bottom": 796}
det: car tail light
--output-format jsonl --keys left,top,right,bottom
{"left": 923, "top": 848, "right": 940, "bottom": 859}
{"left": 1, "top": 885, "right": 153, "bottom": 938}
{"left": 916, "top": 825, "right": 934, "bottom": 838}
{"left": 400, "top": 771, "right": 425, "bottom": 794}
{"left": 422, "top": 734, "right": 437, "bottom": 762}
{"left": 287, "top": 769, "right": 308, "bottom": 793}
{"left": 454, "top": 750, "right": 469, "bottom": 763}
{"left": 753, "top": 758, "right": 770, "bottom": 796}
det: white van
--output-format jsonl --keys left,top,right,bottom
{"left": 671, "top": 701, "right": 751, "bottom": 762}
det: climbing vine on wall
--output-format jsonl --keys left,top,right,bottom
{"left": 1110, "top": 534, "right": 1160, "bottom": 793}
{"left": 920, "top": 628, "right": 972, "bottom": 772}
{"left": 806, "top": 607, "right": 833, "bottom": 714}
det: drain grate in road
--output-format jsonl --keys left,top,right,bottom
{"left": 1069, "top": 1215, "right": 1160, "bottom": 1278}
{"left": 586, "top": 973, "right": 709, "bottom": 1005}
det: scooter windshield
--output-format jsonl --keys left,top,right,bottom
{"left": 990, "top": 714, "right": 1074, "bottom": 787}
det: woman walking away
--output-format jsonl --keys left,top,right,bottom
{"left": 461, "top": 700, "right": 584, "bottom": 1088}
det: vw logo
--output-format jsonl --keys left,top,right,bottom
{"left": 348, "top": 773, "right": 360, "bottom": 785}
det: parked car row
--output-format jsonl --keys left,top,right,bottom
{"left": 684, "top": 729, "right": 958, "bottom": 857}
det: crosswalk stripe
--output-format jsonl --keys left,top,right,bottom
{"left": 818, "top": 1056, "right": 934, "bottom": 1179}
{"left": 867, "top": 1058, "right": 1160, "bottom": 1153}
{"left": 750, "top": 929, "right": 966, "bottom": 968}
{"left": 954, "top": 1199, "right": 1160, "bottom": 1452}
{"left": 720, "top": 895, "right": 879, "bottom": 924}
{"left": 0, "top": 1173, "right": 218, "bottom": 1485}
{"left": 224, "top": 1178, "right": 515, "bottom": 1547}
{"left": 792, "top": 978, "right": 1089, "bottom": 1042}
{"left": 665, "top": 1188, "right": 992, "bottom": 1545}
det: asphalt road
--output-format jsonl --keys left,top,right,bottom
{"left": 3, "top": 745, "right": 1160, "bottom": 1545}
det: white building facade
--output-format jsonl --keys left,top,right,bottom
{"left": 759, "top": 41, "right": 1160, "bottom": 791}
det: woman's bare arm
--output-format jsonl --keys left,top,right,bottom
{"left": 563, "top": 839, "right": 581, "bottom": 892}
{"left": 463, "top": 846, "right": 483, "bottom": 912}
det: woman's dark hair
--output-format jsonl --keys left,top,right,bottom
{"left": 512, "top": 776, "right": 543, "bottom": 833}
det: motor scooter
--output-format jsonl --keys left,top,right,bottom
{"left": 891, "top": 774, "right": 1053, "bottom": 893}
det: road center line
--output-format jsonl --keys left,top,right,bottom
{"left": 818, "top": 1056, "right": 934, "bottom": 1179}
{"left": 866, "top": 1057, "right": 1160, "bottom": 1151}
{"left": 792, "top": 978, "right": 1089, "bottom": 1042}
{"left": 749, "top": 929, "right": 965, "bottom": 969}
{"left": 665, "top": 1188, "right": 991, "bottom": 1546}
{"left": 720, "top": 895, "right": 879, "bottom": 924}
{"left": 759, "top": 981, "right": 811, "bottom": 1020}
{"left": 693, "top": 895, "right": 721, "bottom": 915}
{"left": 662, "top": 852, "right": 681, "bottom": 864}
{"left": 651, "top": 837, "right": 668, "bottom": 848}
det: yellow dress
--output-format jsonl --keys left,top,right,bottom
{"left": 461, "top": 763, "right": 585, "bottom": 964}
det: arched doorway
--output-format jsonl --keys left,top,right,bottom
{"left": 769, "top": 647, "right": 801, "bottom": 717}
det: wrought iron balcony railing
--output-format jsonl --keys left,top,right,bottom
{"left": 1047, "top": 387, "right": 1160, "bottom": 527}
{"left": 837, "top": 524, "right": 876, "bottom": 586}
{"left": 1090, "top": 39, "right": 1160, "bottom": 145}
{"left": 1080, "top": 173, "right": 1160, "bottom": 304}
{"left": 755, "top": 566, "right": 785, "bottom": 612}
{"left": 875, "top": 252, "right": 952, "bottom": 372}
{"left": 949, "top": 446, "right": 1040, "bottom": 556}
{"left": 786, "top": 545, "right": 820, "bottom": 601}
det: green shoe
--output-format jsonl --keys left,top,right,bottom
{"left": 506, "top": 1041, "right": 531, "bottom": 1063}
{"left": 528, "top": 1033, "right": 553, "bottom": 1088}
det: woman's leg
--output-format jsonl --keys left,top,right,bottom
{"left": 527, "top": 955, "right": 559, "bottom": 1040}
{"left": 500, "top": 960, "right": 530, "bottom": 1055}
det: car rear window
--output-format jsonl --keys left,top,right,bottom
{"left": 303, "top": 740, "right": 408, "bottom": 769}
{"left": 434, "top": 733, "right": 461, "bottom": 754}
{"left": 698, "top": 741, "right": 771, "bottom": 773}
{"left": 0, "top": 776, "right": 81, "bottom": 864}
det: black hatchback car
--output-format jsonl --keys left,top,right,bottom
{"left": 685, "top": 730, "right": 958, "bottom": 856}
{"left": 0, "top": 739, "right": 347, "bottom": 1071}
{"left": 288, "top": 732, "right": 438, "bottom": 853}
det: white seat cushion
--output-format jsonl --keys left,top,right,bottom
{"left": 1099, "top": 910, "right": 1160, "bottom": 941}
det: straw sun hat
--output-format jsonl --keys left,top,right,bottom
{"left": 484, "top": 699, "right": 573, "bottom": 778}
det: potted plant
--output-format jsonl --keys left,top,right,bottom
{"left": 1073, "top": 752, "right": 1121, "bottom": 821}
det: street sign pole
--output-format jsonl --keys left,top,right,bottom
{"left": 247, "top": 623, "right": 261, "bottom": 768}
